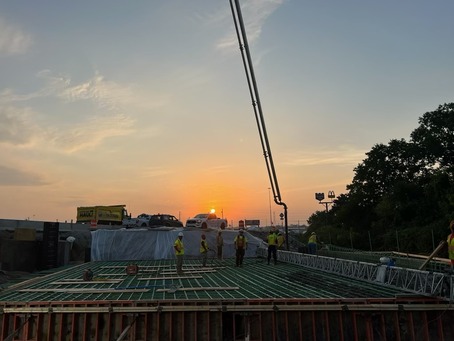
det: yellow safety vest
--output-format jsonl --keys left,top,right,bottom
{"left": 234, "top": 235, "right": 247, "bottom": 249}
{"left": 267, "top": 233, "right": 278, "bottom": 245}
{"left": 308, "top": 235, "right": 317, "bottom": 244}
{"left": 447, "top": 233, "right": 454, "bottom": 260}
{"left": 277, "top": 235, "right": 285, "bottom": 247}
{"left": 200, "top": 239, "right": 208, "bottom": 253}
{"left": 174, "top": 238, "right": 184, "bottom": 255}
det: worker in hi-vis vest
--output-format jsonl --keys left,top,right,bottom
{"left": 200, "top": 234, "right": 209, "bottom": 267}
{"left": 448, "top": 221, "right": 454, "bottom": 269}
{"left": 267, "top": 227, "right": 278, "bottom": 265}
{"left": 277, "top": 231, "right": 285, "bottom": 249}
{"left": 234, "top": 229, "right": 248, "bottom": 267}
{"left": 174, "top": 232, "right": 185, "bottom": 275}
{"left": 308, "top": 232, "right": 317, "bottom": 254}
{"left": 216, "top": 230, "right": 224, "bottom": 260}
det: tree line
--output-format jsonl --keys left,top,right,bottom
{"left": 307, "top": 103, "right": 454, "bottom": 254}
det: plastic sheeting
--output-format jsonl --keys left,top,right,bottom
{"left": 91, "top": 228, "right": 267, "bottom": 261}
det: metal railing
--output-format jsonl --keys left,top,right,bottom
{"left": 257, "top": 247, "right": 454, "bottom": 301}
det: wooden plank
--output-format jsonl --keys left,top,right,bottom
{"left": 58, "top": 278, "right": 123, "bottom": 281}
{"left": 419, "top": 241, "right": 447, "bottom": 270}
{"left": 101, "top": 265, "right": 167, "bottom": 269}
{"left": 138, "top": 276, "right": 203, "bottom": 280}
{"left": 180, "top": 267, "right": 226, "bottom": 270}
{"left": 156, "top": 286, "right": 239, "bottom": 293}
{"left": 51, "top": 280, "right": 122, "bottom": 285}
{"left": 160, "top": 269, "right": 216, "bottom": 274}
{"left": 392, "top": 251, "right": 450, "bottom": 264}
{"left": 18, "top": 288, "right": 149, "bottom": 293}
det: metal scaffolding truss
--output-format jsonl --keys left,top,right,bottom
{"left": 257, "top": 248, "right": 454, "bottom": 301}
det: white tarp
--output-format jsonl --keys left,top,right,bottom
{"left": 91, "top": 228, "right": 266, "bottom": 261}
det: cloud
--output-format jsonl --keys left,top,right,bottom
{"left": 141, "top": 166, "right": 175, "bottom": 178}
{"left": 0, "top": 17, "right": 32, "bottom": 55}
{"left": 1, "top": 70, "right": 142, "bottom": 152}
{"left": 216, "top": 0, "right": 284, "bottom": 51}
{"left": 1, "top": 69, "right": 139, "bottom": 113}
{"left": 47, "top": 113, "right": 134, "bottom": 153}
{"left": 0, "top": 106, "right": 37, "bottom": 145}
{"left": 206, "top": 165, "right": 232, "bottom": 174}
{"left": 59, "top": 72, "right": 137, "bottom": 112}
{"left": 0, "top": 164, "right": 47, "bottom": 186}
{"left": 284, "top": 146, "right": 366, "bottom": 167}
{"left": 0, "top": 70, "right": 72, "bottom": 104}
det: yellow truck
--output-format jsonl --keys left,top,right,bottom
{"left": 76, "top": 205, "right": 130, "bottom": 225}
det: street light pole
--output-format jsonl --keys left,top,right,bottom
{"left": 315, "top": 191, "right": 335, "bottom": 213}
{"left": 315, "top": 191, "right": 335, "bottom": 227}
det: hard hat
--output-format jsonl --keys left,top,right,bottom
{"left": 239, "top": 229, "right": 244, "bottom": 233}
{"left": 66, "top": 236, "right": 76, "bottom": 243}
{"left": 178, "top": 232, "right": 184, "bottom": 237}
{"left": 311, "top": 232, "right": 316, "bottom": 235}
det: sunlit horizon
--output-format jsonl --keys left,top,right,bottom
{"left": 1, "top": 1, "right": 452, "bottom": 227}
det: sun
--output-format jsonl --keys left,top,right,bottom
{"left": 210, "top": 208, "right": 216, "bottom": 214}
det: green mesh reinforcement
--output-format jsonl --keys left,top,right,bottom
{"left": 0, "top": 257, "right": 405, "bottom": 303}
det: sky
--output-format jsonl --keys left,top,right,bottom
{"left": 1, "top": 0, "right": 453, "bottom": 227}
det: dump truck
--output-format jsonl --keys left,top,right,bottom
{"left": 76, "top": 205, "right": 130, "bottom": 225}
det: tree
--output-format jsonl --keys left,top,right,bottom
{"left": 411, "top": 103, "right": 454, "bottom": 171}
{"left": 309, "top": 103, "right": 454, "bottom": 253}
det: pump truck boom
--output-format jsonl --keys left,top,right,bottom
{"left": 229, "top": 0, "right": 288, "bottom": 248}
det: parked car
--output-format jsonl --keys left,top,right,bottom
{"left": 186, "top": 213, "right": 227, "bottom": 229}
{"left": 148, "top": 214, "right": 184, "bottom": 228}
{"left": 122, "top": 213, "right": 151, "bottom": 227}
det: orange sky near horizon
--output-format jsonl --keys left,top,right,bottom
{"left": 1, "top": 1, "right": 451, "bottom": 228}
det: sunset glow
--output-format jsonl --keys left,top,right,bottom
{"left": 0, "top": 1, "right": 452, "bottom": 227}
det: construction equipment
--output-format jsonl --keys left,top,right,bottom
{"left": 76, "top": 205, "right": 130, "bottom": 225}
{"left": 229, "top": 0, "right": 289, "bottom": 248}
{"left": 82, "top": 269, "right": 93, "bottom": 281}
{"left": 125, "top": 263, "right": 139, "bottom": 275}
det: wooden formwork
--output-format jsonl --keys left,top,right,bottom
{"left": 1, "top": 298, "right": 454, "bottom": 341}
